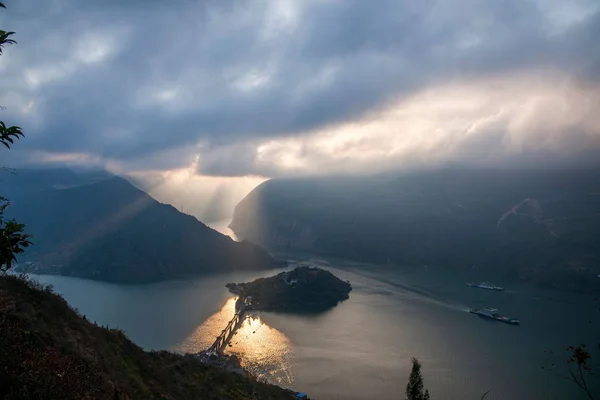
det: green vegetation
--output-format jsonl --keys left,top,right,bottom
{"left": 0, "top": 2, "right": 32, "bottom": 273}
{"left": 0, "top": 197, "right": 32, "bottom": 271}
{"left": 405, "top": 357, "right": 430, "bottom": 400}
{"left": 0, "top": 2, "right": 22, "bottom": 149}
{"left": 226, "top": 266, "right": 352, "bottom": 312}
{"left": 0, "top": 274, "right": 296, "bottom": 400}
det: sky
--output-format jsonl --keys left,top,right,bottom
{"left": 1, "top": 0, "right": 599, "bottom": 222}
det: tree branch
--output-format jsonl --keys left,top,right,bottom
{"left": 576, "top": 363, "right": 595, "bottom": 400}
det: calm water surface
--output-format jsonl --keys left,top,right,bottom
{"left": 30, "top": 259, "right": 599, "bottom": 400}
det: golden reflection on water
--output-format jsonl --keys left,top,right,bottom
{"left": 174, "top": 297, "right": 295, "bottom": 386}
{"left": 228, "top": 314, "right": 295, "bottom": 385}
{"left": 175, "top": 297, "right": 238, "bottom": 352}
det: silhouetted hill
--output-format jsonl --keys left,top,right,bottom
{"left": 5, "top": 171, "right": 278, "bottom": 283}
{"left": 0, "top": 168, "right": 113, "bottom": 196}
{"left": 0, "top": 274, "right": 295, "bottom": 400}
{"left": 227, "top": 266, "right": 352, "bottom": 312}
{"left": 230, "top": 168, "right": 600, "bottom": 292}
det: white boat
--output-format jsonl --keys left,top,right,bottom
{"left": 469, "top": 307, "right": 520, "bottom": 324}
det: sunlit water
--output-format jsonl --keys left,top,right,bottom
{"left": 175, "top": 297, "right": 295, "bottom": 385}
{"left": 28, "top": 259, "right": 599, "bottom": 400}
{"left": 208, "top": 218, "right": 240, "bottom": 241}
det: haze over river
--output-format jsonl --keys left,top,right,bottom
{"left": 29, "top": 257, "right": 599, "bottom": 400}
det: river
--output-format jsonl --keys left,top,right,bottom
{"left": 28, "top": 258, "right": 599, "bottom": 400}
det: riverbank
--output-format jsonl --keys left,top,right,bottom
{"left": 19, "top": 260, "right": 599, "bottom": 399}
{"left": 0, "top": 274, "right": 297, "bottom": 400}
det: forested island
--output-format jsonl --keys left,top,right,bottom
{"left": 226, "top": 267, "right": 352, "bottom": 312}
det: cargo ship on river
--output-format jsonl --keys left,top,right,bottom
{"left": 469, "top": 307, "right": 520, "bottom": 324}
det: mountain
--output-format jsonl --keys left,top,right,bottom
{"left": 0, "top": 167, "right": 113, "bottom": 197}
{"left": 230, "top": 168, "right": 600, "bottom": 292}
{"left": 0, "top": 274, "right": 295, "bottom": 400}
{"left": 3, "top": 169, "right": 278, "bottom": 283}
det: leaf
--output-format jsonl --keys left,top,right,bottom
{"left": 0, "top": 30, "right": 17, "bottom": 53}
{"left": 0, "top": 123, "right": 25, "bottom": 149}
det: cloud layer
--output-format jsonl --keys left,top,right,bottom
{"left": 1, "top": 0, "right": 599, "bottom": 177}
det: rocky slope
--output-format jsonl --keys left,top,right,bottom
{"left": 0, "top": 274, "right": 295, "bottom": 400}
{"left": 230, "top": 168, "right": 600, "bottom": 292}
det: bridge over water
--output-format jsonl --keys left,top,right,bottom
{"left": 199, "top": 297, "right": 312, "bottom": 399}
{"left": 206, "top": 297, "right": 249, "bottom": 354}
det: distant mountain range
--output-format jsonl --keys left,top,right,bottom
{"left": 2, "top": 169, "right": 278, "bottom": 283}
{"left": 230, "top": 168, "right": 600, "bottom": 292}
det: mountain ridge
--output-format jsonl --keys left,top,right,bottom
{"left": 230, "top": 168, "right": 600, "bottom": 292}
{"left": 5, "top": 170, "right": 279, "bottom": 283}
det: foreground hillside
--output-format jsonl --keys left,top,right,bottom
{"left": 230, "top": 168, "right": 600, "bottom": 292}
{"left": 0, "top": 274, "right": 294, "bottom": 400}
{"left": 5, "top": 169, "right": 278, "bottom": 283}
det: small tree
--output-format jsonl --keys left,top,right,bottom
{"left": 0, "top": 2, "right": 31, "bottom": 272}
{"left": 406, "top": 357, "right": 430, "bottom": 400}
{"left": 543, "top": 298, "right": 599, "bottom": 400}
{"left": 543, "top": 344, "right": 597, "bottom": 400}
{"left": 0, "top": 197, "right": 31, "bottom": 271}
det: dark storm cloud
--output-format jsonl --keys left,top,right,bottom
{"left": 1, "top": 0, "right": 599, "bottom": 175}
